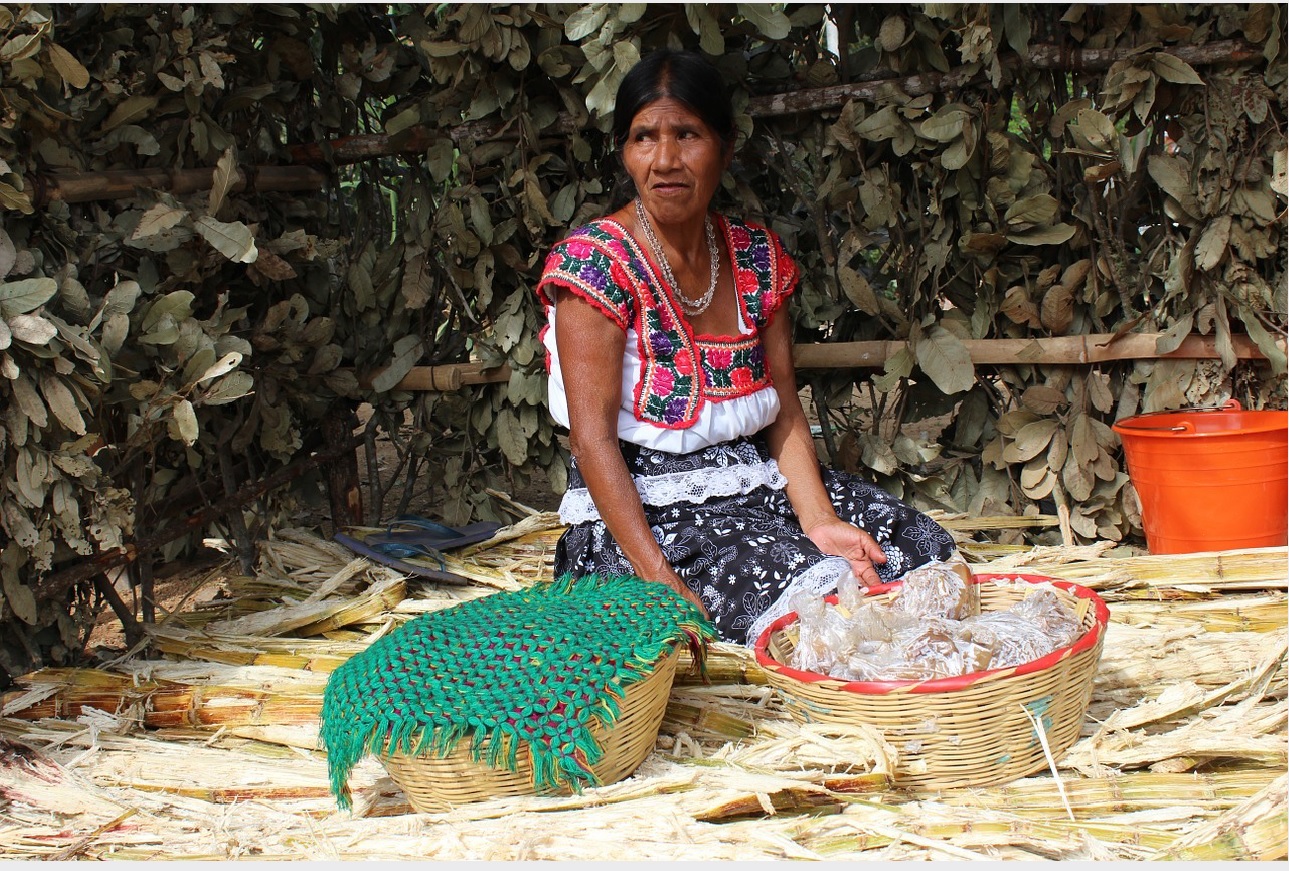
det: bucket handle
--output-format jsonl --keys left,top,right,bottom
{"left": 1119, "top": 398, "right": 1241, "bottom": 432}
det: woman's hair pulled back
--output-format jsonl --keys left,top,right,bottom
{"left": 612, "top": 49, "right": 734, "bottom": 150}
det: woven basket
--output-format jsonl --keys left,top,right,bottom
{"left": 379, "top": 649, "right": 679, "bottom": 812}
{"left": 754, "top": 573, "right": 1108, "bottom": 791}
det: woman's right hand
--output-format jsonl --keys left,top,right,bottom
{"left": 648, "top": 564, "right": 709, "bottom": 619}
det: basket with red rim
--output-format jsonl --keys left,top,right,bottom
{"left": 753, "top": 572, "right": 1109, "bottom": 791}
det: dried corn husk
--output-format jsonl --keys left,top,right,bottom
{"left": 0, "top": 521, "right": 1284, "bottom": 862}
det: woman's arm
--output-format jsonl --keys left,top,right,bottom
{"left": 760, "top": 307, "right": 888, "bottom": 585}
{"left": 554, "top": 289, "right": 708, "bottom": 614}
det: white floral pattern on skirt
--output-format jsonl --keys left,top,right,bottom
{"left": 554, "top": 436, "right": 958, "bottom": 645}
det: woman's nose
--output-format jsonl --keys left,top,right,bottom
{"left": 654, "top": 136, "right": 680, "bottom": 169}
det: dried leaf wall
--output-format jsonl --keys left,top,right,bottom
{"left": 0, "top": 4, "right": 1284, "bottom": 681}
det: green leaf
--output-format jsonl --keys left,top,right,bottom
{"left": 0, "top": 278, "right": 57, "bottom": 317}
{"left": 914, "top": 326, "right": 975, "bottom": 394}
{"left": 878, "top": 15, "right": 906, "bottom": 52}
{"left": 1194, "top": 215, "right": 1231, "bottom": 272}
{"left": 48, "top": 42, "right": 91, "bottom": 88}
{"left": 7, "top": 313, "right": 57, "bottom": 345}
{"left": 855, "top": 106, "right": 902, "bottom": 142}
{"left": 1151, "top": 52, "right": 1204, "bottom": 85}
{"left": 837, "top": 265, "right": 879, "bottom": 315}
{"left": 738, "top": 3, "right": 791, "bottom": 39}
{"left": 370, "top": 335, "right": 423, "bottom": 393}
{"left": 494, "top": 406, "right": 528, "bottom": 465}
{"left": 919, "top": 104, "right": 969, "bottom": 143}
{"left": 201, "top": 371, "right": 255, "bottom": 405}
{"left": 101, "top": 94, "right": 159, "bottom": 133}
{"left": 564, "top": 5, "right": 608, "bottom": 40}
{"left": 195, "top": 216, "right": 258, "bottom": 263}
{"left": 195, "top": 350, "right": 244, "bottom": 385}
{"left": 1155, "top": 312, "right": 1195, "bottom": 355}
{"left": 11, "top": 372, "right": 47, "bottom": 428}
{"left": 1239, "top": 303, "right": 1288, "bottom": 376}
{"left": 1007, "top": 223, "right": 1077, "bottom": 246}
{"left": 1068, "top": 108, "right": 1117, "bottom": 153}
{"left": 208, "top": 146, "right": 238, "bottom": 218}
{"left": 1004, "top": 194, "right": 1059, "bottom": 228}
{"left": 38, "top": 371, "right": 86, "bottom": 435}
{"left": 168, "top": 398, "right": 199, "bottom": 445}
{"left": 1, "top": 544, "right": 37, "bottom": 623}
{"left": 142, "top": 290, "right": 195, "bottom": 332}
{"left": 131, "top": 203, "right": 187, "bottom": 240}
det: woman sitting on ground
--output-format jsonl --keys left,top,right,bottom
{"left": 536, "top": 48, "right": 963, "bottom": 644}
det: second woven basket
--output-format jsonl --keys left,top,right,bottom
{"left": 754, "top": 572, "right": 1108, "bottom": 791}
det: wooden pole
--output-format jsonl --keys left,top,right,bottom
{"left": 748, "top": 39, "right": 1258, "bottom": 118}
{"left": 792, "top": 333, "right": 1281, "bottom": 369}
{"left": 282, "top": 41, "right": 1256, "bottom": 166}
{"left": 30, "top": 165, "right": 329, "bottom": 207}
{"left": 357, "top": 333, "right": 1281, "bottom": 393}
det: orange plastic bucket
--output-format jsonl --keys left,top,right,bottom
{"left": 1112, "top": 400, "right": 1288, "bottom": 554}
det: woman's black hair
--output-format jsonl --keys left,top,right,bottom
{"left": 611, "top": 49, "right": 735, "bottom": 151}
{"left": 606, "top": 49, "right": 735, "bottom": 209}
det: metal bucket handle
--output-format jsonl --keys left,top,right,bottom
{"left": 1120, "top": 399, "right": 1241, "bottom": 433}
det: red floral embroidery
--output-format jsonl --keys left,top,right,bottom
{"left": 651, "top": 367, "right": 675, "bottom": 397}
{"left": 706, "top": 347, "right": 732, "bottom": 370}
{"left": 537, "top": 215, "right": 796, "bottom": 429}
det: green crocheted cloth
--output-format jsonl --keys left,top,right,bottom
{"left": 319, "top": 573, "right": 714, "bottom": 809}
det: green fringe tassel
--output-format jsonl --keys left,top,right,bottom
{"left": 319, "top": 572, "right": 716, "bottom": 810}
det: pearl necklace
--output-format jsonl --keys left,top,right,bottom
{"left": 634, "top": 198, "right": 719, "bottom": 316}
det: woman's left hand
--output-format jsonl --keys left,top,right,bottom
{"left": 805, "top": 518, "right": 887, "bottom": 587}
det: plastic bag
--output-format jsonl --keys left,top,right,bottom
{"left": 891, "top": 559, "right": 979, "bottom": 620}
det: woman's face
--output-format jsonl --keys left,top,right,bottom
{"left": 622, "top": 97, "right": 730, "bottom": 228}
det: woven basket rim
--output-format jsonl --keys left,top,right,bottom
{"left": 752, "top": 571, "right": 1110, "bottom": 695}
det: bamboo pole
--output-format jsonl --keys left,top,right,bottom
{"left": 792, "top": 333, "right": 1280, "bottom": 369}
{"left": 361, "top": 333, "right": 1282, "bottom": 394}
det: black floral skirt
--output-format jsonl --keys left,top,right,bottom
{"left": 554, "top": 436, "right": 957, "bottom": 645}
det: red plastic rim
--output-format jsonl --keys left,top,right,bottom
{"left": 752, "top": 572, "right": 1110, "bottom": 695}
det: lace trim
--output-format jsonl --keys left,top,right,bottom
{"left": 744, "top": 557, "right": 850, "bottom": 648}
{"left": 558, "top": 459, "right": 787, "bottom": 526}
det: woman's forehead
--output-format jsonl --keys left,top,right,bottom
{"left": 630, "top": 97, "right": 707, "bottom": 128}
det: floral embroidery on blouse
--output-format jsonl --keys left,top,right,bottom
{"left": 536, "top": 215, "right": 798, "bottom": 429}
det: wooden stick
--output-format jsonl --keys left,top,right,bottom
{"left": 359, "top": 333, "right": 1281, "bottom": 394}
{"left": 750, "top": 39, "right": 1258, "bottom": 118}
{"left": 792, "top": 333, "right": 1281, "bottom": 369}
{"left": 285, "top": 41, "right": 1256, "bottom": 166}
{"left": 30, "top": 165, "right": 329, "bottom": 207}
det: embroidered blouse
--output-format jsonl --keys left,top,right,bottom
{"left": 536, "top": 214, "right": 800, "bottom": 454}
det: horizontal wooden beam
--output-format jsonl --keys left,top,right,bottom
{"left": 31, "top": 165, "right": 329, "bottom": 207}
{"left": 360, "top": 333, "right": 1281, "bottom": 393}
{"left": 288, "top": 40, "right": 1257, "bottom": 166}
{"left": 793, "top": 333, "right": 1280, "bottom": 369}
